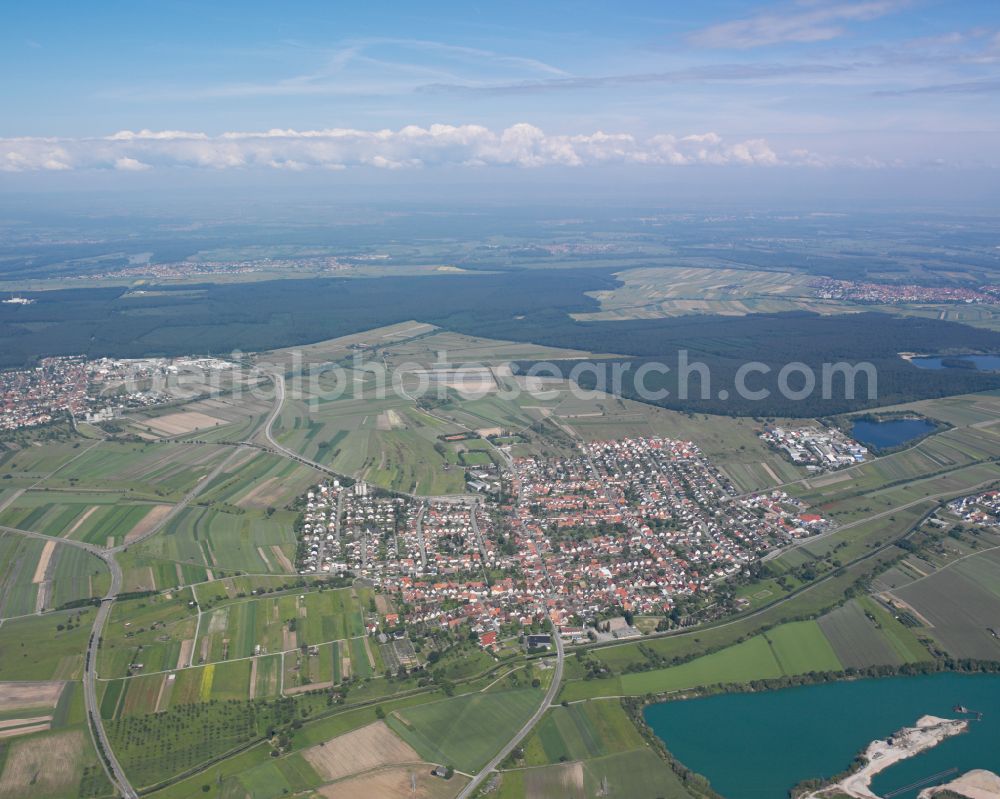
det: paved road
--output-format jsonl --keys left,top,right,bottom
{"left": 414, "top": 503, "right": 429, "bottom": 571}
{"left": 84, "top": 557, "right": 132, "bottom": 796}
{"left": 469, "top": 500, "right": 489, "bottom": 561}
{"left": 457, "top": 459, "right": 566, "bottom": 799}
{"left": 0, "top": 524, "right": 135, "bottom": 797}
{"left": 13, "top": 396, "right": 267, "bottom": 798}
{"left": 81, "top": 443, "right": 257, "bottom": 799}
{"left": 457, "top": 632, "right": 564, "bottom": 799}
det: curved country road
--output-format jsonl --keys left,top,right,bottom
{"left": 457, "top": 632, "right": 564, "bottom": 799}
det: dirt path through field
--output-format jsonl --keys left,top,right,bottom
{"left": 0, "top": 722, "right": 51, "bottom": 740}
{"left": 760, "top": 461, "right": 781, "bottom": 484}
{"left": 64, "top": 506, "right": 98, "bottom": 538}
{"left": 32, "top": 541, "right": 57, "bottom": 613}
{"left": 271, "top": 545, "right": 294, "bottom": 573}
{"left": 31, "top": 541, "right": 56, "bottom": 584}
{"left": 248, "top": 657, "right": 258, "bottom": 699}
{"left": 124, "top": 504, "right": 173, "bottom": 544}
{"left": 177, "top": 639, "right": 194, "bottom": 670}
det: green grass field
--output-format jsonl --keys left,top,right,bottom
{"left": 0, "top": 610, "right": 94, "bottom": 680}
{"left": 762, "top": 620, "right": 842, "bottom": 674}
{"left": 386, "top": 687, "right": 544, "bottom": 772}
{"left": 564, "top": 619, "right": 853, "bottom": 701}
{"left": 521, "top": 700, "right": 644, "bottom": 766}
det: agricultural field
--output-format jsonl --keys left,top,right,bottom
{"left": 497, "top": 748, "right": 698, "bottom": 799}
{"left": 0, "top": 610, "right": 94, "bottom": 681}
{"left": 106, "top": 697, "right": 269, "bottom": 789}
{"left": 315, "top": 766, "right": 466, "bottom": 799}
{"left": 114, "top": 550, "right": 209, "bottom": 593}
{"left": 0, "top": 491, "right": 177, "bottom": 548}
{"left": 142, "top": 692, "right": 448, "bottom": 799}
{"left": 98, "top": 589, "right": 198, "bottom": 679}
{"left": 889, "top": 546, "right": 1000, "bottom": 660}
{"left": 0, "top": 441, "right": 100, "bottom": 487}
{"left": 763, "top": 620, "right": 842, "bottom": 675}
{"left": 520, "top": 699, "right": 644, "bottom": 766}
{"left": 563, "top": 620, "right": 849, "bottom": 701}
{"left": 36, "top": 441, "right": 233, "bottom": 498}
{"left": 381, "top": 328, "right": 600, "bottom": 368}
{"left": 271, "top": 390, "right": 470, "bottom": 495}
{"left": 571, "top": 265, "right": 820, "bottom": 321}
{"left": 0, "top": 727, "right": 112, "bottom": 799}
{"left": 0, "top": 534, "right": 47, "bottom": 617}
{"left": 99, "top": 583, "right": 374, "bottom": 710}
{"left": 135, "top": 504, "right": 299, "bottom": 576}
{"left": 196, "top": 448, "right": 315, "bottom": 510}
{"left": 817, "top": 597, "right": 931, "bottom": 668}
{"left": 0, "top": 680, "right": 70, "bottom": 744}
{"left": 386, "top": 687, "right": 545, "bottom": 773}
{"left": 301, "top": 720, "right": 422, "bottom": 782}
{"left": 48, "top": 545, "right": 111, "bottom": 608}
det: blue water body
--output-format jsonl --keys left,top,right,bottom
{"left": 644, "top": 673, "right": 1000, "bottom": 799}
{"left": 910, "top": 354, "right": 1000, "bottom": 372}
{"left": 851, "top": 418, "right": 937, "bottom": 449}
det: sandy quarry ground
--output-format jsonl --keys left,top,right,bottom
{"left": 302, "top": 721, "right": 422, "bottom": 783}
{"left": 808, "top": 715, "right": 968, "bottom": 799}
{"left": 919, "top": 770, "right": 1000, "bottom": 799}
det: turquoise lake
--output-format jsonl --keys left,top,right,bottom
{"left": 851, "top": 418, "right": 937, "bottom": 449}
{"left": 644, "top": 673, "right": 1000, "bottom": 799}
{"left": 910, "top": 355, "right": 1000, "bottom": 372}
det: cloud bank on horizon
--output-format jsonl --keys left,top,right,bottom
{"left": 1, "top": 124, "right": 840, "bottom": 172}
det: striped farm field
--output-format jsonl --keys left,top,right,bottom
{"left": 200, "top": 664, "right": 215, "bottom": 701}
{"left": 386, "top": 687, "right": 545, "bottom": 773}
{"left": 521, "top": 699, "right": 644, "bottom": 766}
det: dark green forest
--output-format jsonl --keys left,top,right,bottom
{"left": 3, "top": 269, "right": 999, "bottom": 416}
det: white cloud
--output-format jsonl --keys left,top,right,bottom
{"left": 0, "top": 123, "right": 830, "bottom": 173}
{"left": 689, "top": 0, "right": 908, "bottom": 49}
{"left": 114, "top": 156, "right": 151, "bottom": 171}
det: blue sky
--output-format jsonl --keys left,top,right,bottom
{"left": 2, "top": 0, "right": 999, "bottom": 180}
